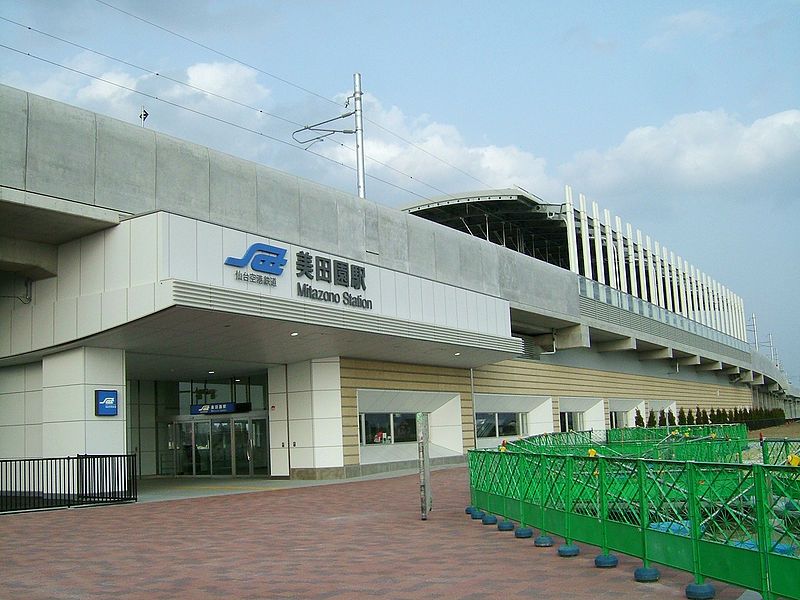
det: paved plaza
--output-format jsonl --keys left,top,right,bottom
{"left": 0, "top": 467, "right": 749, "bottom": 599}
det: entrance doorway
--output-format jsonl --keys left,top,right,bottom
{"left": 171, "top": 416, "right": 269, "bottom": 476}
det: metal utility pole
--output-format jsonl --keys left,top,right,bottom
{"left": 353, "top": 73, "right": 366, "bottom": 199}
{"left": 750, "top": 313, "right": 759, "bottom": 350}
{"left": 292, "top": 74, "right": 367, "bottom": 199}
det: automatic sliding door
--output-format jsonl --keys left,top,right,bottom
{"left": 211, "top": 420, "right": 232, "bottom": 476}
{"left": 195, "top": 421, "right": 211, "bottom": 475}
{"left": 177, "top": 422, "right": 194, "bottom": 475}
{"left": 233, "top": 419, "right": 251, "bottom": 476}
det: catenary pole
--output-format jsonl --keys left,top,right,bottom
{"left": 354, "top": 73, "right": 366, "bottom": 199}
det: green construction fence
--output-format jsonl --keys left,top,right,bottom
{"left": 469, "top": 449, "right": 800, "bottom": 600}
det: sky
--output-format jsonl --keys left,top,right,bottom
{"left": 1, "top": 0, "right": 798, "bottom": 382}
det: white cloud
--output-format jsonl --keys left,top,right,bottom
{"left": 646, "top": 10, "right": 728, "bottom": 50}
{"left": 562, "top": 109, "right": 800, "bottom": 203}
{"left": 183, "top": 62, "right": 269, "bottom": 103}
{"left": 317, "top": 94, "right": 562, "bottom": 205}
{"left": 75, "top": 69, "right": 139, "bottom": 104}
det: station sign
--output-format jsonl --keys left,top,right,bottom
{"left": 95, "top": 390, "right": 119, "bottom": 417}
{"left": 224, "top": 242, "right": 373, "bottom": 310}
{"left": 190, "top": 402, "right": 237, "bottom": 415}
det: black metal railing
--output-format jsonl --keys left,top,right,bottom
{"left": 0, "top": 454, "right": 137, "bottom": 513}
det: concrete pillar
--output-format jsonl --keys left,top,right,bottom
{"left": 284, "top": 357, "right": 344, "bottom": 477}
{"left": 41, "top": 347, "right": 126, "bottom": 457}
{"left": 0, "top": 363, "right": 43, "bottom": 458}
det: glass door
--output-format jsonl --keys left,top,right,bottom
{"left": 233, "top": 419, "right": 251, "bottom": 476}
{"left": 211, "top": 420, "right": 232, "bottom": 475}
{"left": 170, "top": 415, "right": 269, "bottom": 477}
{"left": 195, "top": 421, "right": 211, "bottom": 475}
{"left": 177, "top": 422, "right": 194, "bottom": 475}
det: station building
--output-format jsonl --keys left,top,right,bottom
{"left": 1, "top": 83, "right": 797, "bottom": 479}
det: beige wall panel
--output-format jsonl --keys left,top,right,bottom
{"left": 339, "top": 358, "right": 473, "bottom": 464}
{"left": 473, "top": 360, "right": 751, "bottom": 429}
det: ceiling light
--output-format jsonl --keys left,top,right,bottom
{"left": 290, "top": 332, "right": 299, "bottom": 337}
{"left": 454, "top": 352, "right": 461, "bottom": 356}
{"left": 208, "top": 370, "right": 215, "bottom": 375}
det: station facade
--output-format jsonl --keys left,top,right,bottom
{"left": 1, "top": 83, "right": 797, "bottom": 479}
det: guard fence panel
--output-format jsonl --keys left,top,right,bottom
{"left": 469, "top": 449, "right": 799, "bottom": 600}
{"left": 0, "top": 454, "right": 137, "bottom": 513}
{"left": 762, "top": 439, "right": 800, "bottom": 466}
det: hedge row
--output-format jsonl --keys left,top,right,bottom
{"left": 633, "top": 407, "right": 785, "bottom": 431}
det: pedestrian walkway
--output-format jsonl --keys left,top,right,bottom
{"left": 0, "top": 467, "right": 751, "bottom": 599}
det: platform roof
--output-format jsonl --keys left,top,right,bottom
{"left": 403, "top": 189, "right": 570, "bottom": 271}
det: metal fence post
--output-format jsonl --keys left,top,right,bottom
{"left": 686, "top": 461, "right": 705, "bottom": 585}
{"left": 752, "top": 464, "right": 774, "bottom": 600}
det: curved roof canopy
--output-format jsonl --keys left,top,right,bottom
{"left": 403, "top": 189, "right": 570, "bottom": 270}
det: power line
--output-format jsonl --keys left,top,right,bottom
{"left": 1, "top": 15, "right": 451, "bottom": 197}
{"left": 92, "top": 0, "right": 492, "bottom": 191}
{"left": 94, "top": 0, "right": 337, "bottom": 107}
{"left": 0, "top": 43, "right": 428, "bottom": 199}
{"left": 0, "top": 16, "right": 302, "bottom": 128}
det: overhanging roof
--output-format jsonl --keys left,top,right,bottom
{"left": 403, "top": 189, "right": 570, "bottom": 270}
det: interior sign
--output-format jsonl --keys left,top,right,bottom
{"left": 95, "top": 390, "right": 119, "bottom": 417}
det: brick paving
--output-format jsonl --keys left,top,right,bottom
{"left": 0, "top": 467, "right": 748, "bottom": 599}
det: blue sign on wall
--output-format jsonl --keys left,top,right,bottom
{"left": 190, "top": 402, "right": 237, "bottom": 415}
{"left": 95, "top": 390, "right": 119, "bottom": 416}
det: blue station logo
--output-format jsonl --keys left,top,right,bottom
{"left": 95, "top": 390, "right": 119, "bottom": 417}
{"left": 224, "top": 243, "right": 287, "bottom": 276}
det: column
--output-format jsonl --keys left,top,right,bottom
{"left": 616, "top": 217, "right": 628, "bottom": 294}
{"left": 41, "top": 347, "right": 126, "bottom": 457}
{"left": 579, "top": 194, "right": 593, "bottom": 279}
{"left": 284, "top": 357, "right": 344, "bottom": 477}
{"left": 564, "top": 186, "right": 580, "bottom": 274}
{"left": 637, "top": 229, "right": 648, "bottom": 302}
{"left": 592, "top": 201, "right": 605, "bottom": 285}
{"left": 627, "top": 224, "right": 638, "bottom": 298}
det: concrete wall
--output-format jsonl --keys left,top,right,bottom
{"left": 0, "top": 84, "right": 579, "bottom": 328}
{"left": 0, "top": 362, "right": 42, "bottom": 458}
{"left": 277, "top": 357, "right": 345, "bottom": 478}
{"left": 1, "top": 214, "right": 169, "bottom": 359}
{"left": 41, "top": 347, "right": 126, "bottom": 457}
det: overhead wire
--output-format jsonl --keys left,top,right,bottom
{"left": 91, "top": 0, "right": 492, "bottom": 190}
{"left": 0, "top": 42, "right": 428, "bottom": 199}
{"left": 0, "top": 14, "right": 450, "bottom": 197}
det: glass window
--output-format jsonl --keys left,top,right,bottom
{"left": 475, "top": 412, "right": 497, "bottom": 438}
{"left": 497, "top": 412, "right": 519, "bottom": 436}
{"left": 559, "top": 411, "right": 583, "bottom": 432}
{"left": 248, "top": 374, "right": 267, "bottom": 410}
{"left": 364, "top": 413, "right": 390, "bottom": 444}
{"left": 393, "top": 413, "right": 417, "bottom": 443}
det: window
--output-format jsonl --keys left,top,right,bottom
{"left": 476, "top": 412, "right": 525, "bottom": 438}
{"left": 559, "top": 411, "right": 584, "bottom": 432}
{"left": 360, "top": 413, "right": 417, "bottom": 444}
{"left": 609, "top": 411, "right": 628, "bottom": 429}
